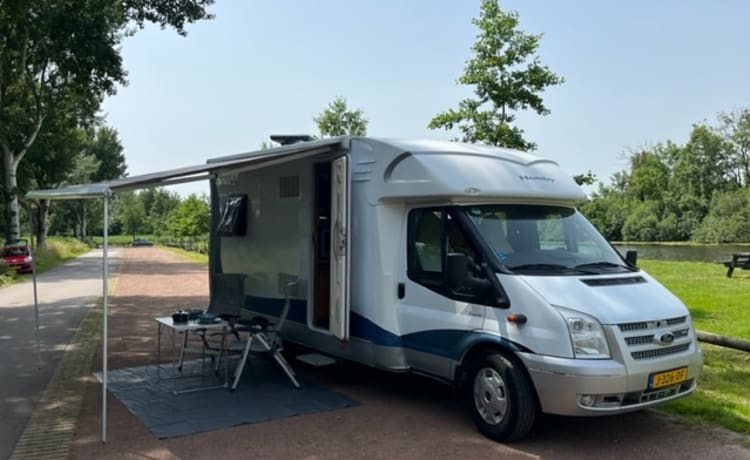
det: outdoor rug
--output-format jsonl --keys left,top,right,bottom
{"left": 94, "top": 358, "right": 359, "bottom": 439}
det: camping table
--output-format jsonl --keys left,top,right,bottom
{"left": 155, "top": 316, "right": 230, "bottom": 395}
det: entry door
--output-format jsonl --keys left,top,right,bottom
{"left": 329, "top": 155, "right": 350, "bottom": 340}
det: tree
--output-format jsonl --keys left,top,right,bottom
{"left": 718, "top": 108, "right": 750, "bottom": 187}
{"left": 573, "top": 170, "right": 597, "bottom": 186}
{"left": 428, "top": 0, "right": 563, "bottom": 150}
{"left": 166, "top": 193, "right": 209, "bottom": 239}
{"left": 314, "top": 97, "right": 368, "bottom": 137}
{"left": 115, "top": 191, "right": 146, "bottom": 240}
{"left": 0, "top": 0, "right": 213, "bottom": 243}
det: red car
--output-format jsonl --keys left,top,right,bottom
{"left": 1, "top": 241, "right": 33, "bottom": 273}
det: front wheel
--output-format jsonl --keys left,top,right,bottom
{"left": 466, "top": 351, "right": 538, "bottom": 442}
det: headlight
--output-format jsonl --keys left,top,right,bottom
{"left": 24, "top": 256, "right": 32, "bottom": 263}
{"left": 555, "top": 307, "right": 610, "bottom": 359}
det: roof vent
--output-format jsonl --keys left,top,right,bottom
{"left": 270, "top": 134, "right": 315, "bottom": 146}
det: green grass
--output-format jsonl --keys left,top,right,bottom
{"left": 162, "top": 246, "right": 208, "bottom": 265}
{"left": 640, "top": 259, "right": 750, "bottom": 339}
{"left": 640, "top": 259, "right": 750, "bottom": 440}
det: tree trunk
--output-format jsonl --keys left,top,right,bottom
{"left": 81, "top": 203, "right": 88, "bottom": 238}
{"left": 2, "top": 147, "right": 21, "bottom": 243}
{"left": 35, "top": 199, "right": 50, "bottom": 248}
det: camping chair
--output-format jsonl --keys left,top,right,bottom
{"left": 177, "top": 272, "right": 247, "bottom": 373}
{"left": 230, "top": 280, "right": 300, "bottom": 391}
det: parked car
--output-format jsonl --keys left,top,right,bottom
{"left": 1, "top": 241, "right": 33, "bottom": 273}
{"left": 131, "top": 238, "right": 154, "bottom": 247}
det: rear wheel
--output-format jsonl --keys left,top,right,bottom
{"left": 466, "top": 351, "right": 537, "bottom": 442}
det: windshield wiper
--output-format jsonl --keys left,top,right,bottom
{"left": 508, "top": 263, "right": 596, "bottom": 274}
{"left": 575, "top": 261, "right": 637, "bottom": 272}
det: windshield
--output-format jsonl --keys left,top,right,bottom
{"left": 2, "top": 246, "right": 28, "bottom": 257}
{"left": 464, "top": 204, "right": 632, "bottom": 275}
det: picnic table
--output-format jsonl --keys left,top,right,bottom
{"left": 720, "top": 252, "right": 750, "bottom": 277}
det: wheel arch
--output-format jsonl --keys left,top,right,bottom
{"left": 454, "top": 335, "right": 535, "bottom": 392}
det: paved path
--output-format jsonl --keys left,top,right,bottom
{"left": 0, "top": 249, "right": 120, "bottom": 460}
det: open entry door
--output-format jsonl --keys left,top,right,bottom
{"left": 329, "top": 155, "right": 350, "bottom": 340}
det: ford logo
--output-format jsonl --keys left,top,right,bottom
{"left": 655, "top": 331, "right": 675, "bottom": 345}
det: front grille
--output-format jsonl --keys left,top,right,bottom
{"left": 625, "top": 334, "right": 655, "bottom": 345}
{"left": 617, "top": 316, "right": 692, "bottom": 361}
{"left": 631, "top": 343, "right": 691, "bottom": 360}
{"left": 618, "top": 316, "right": 687, "bottom": 332}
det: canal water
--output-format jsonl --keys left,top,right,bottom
{"left": 613, "top": 244, "right": 750, "bottom": 262}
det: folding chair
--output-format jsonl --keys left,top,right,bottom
{"left": 177, "top": 272, "right": 246, "bottom": 373}
{"left": 230, "top": 281, "right": 300, "bottom": 391}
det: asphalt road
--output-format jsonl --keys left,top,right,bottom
{"left": 0, "top": 249, "right": 119, "bottom": 460}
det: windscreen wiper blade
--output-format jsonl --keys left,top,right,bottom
{"left": 575, "top": 261, "right": 637, "bottom": 271}
{"left": 508, "top": 263, "right": 596, "bottom": 274}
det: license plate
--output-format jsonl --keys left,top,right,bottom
{"left": 649, "top": 367, "right": 688, "bottom": 390}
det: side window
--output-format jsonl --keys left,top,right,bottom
{"left": 411, "top": 209, "right": 443, "bottom": 273}
{"left": 407, "top": 208, "right": 484, "bottom": 302}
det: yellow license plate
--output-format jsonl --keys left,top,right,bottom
{"left": 649, "top": 367, "right": 688, "bottom": 390}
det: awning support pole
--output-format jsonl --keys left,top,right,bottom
{"left": 102, "top": 193, "right": 109, "bottom": 443}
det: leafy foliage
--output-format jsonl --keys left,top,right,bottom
{"left": 165, "top": 193, "right": 209, "bottom": 239}
{"left": 0, "top": 0, "right": 213, "bottom": 242}
{"left": 428, "top": 0, "right": 563, "bottom": 150}
{"left": 581, "top": 107, "right": 750, "bottom": 242}
{"left": 314, "top": 97, "right": 368, "bottom": 137}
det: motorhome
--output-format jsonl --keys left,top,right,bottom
{"left": 209, "top": 136, "right": 703, "bottom": 441}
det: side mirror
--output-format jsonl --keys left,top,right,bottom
{"left": 446, "top": 253, "right": 468, "bottom": 290}
{"left": 625, "top": 250, "right": 638, "bottom": 267}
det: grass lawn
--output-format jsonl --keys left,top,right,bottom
{"left": 641, "top": 259, "right": 750, "bottom": 441}
{"left": 162, "top": 246, "right": 208, "bottom": 265}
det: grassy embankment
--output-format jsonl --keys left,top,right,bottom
{"left": 0, "top": 236, "right": 91, "bottom": 287}
{"left": 641, "top": 259, "right": 750, "bottom": 440}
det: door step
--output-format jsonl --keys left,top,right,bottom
{"left": 296, "top": 353, "right": 336, "bottom": 367}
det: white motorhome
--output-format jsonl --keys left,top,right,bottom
{"left": 209, "top": 136, "right": 703, "bottom": 441}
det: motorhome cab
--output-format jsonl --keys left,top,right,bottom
{"left": 210, "top": 136, "right": 703, "bottom": 441}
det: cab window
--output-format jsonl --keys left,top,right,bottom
{"left": 407, "top": 208, "right": 484, "bottom": 302}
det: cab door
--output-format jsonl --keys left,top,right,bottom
{"left": 398, "top": 207, "right": 485, "bottom": 378}
{"left": 328, "top": 155, "right": 350, "bottom": 340}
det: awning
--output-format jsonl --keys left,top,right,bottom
{"left": 22, "top": 136, "right": 347, "bottom": 443}
{"left": 26, "top": 137, "right": 347, "bottom": 200}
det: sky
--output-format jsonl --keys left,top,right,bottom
{"left": 101, "top": 0, "right": 750, "bottom": 196}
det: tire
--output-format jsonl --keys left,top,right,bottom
{"left": 465, "top": 351, "right": 538, "bottom": 442}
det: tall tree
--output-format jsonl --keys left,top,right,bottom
{"left": 718, "top": 108, "right": 750, "bottom": 187}
{"left": 115, "top": 191, "right": 146, "bottom": 240}
{"left": 166, "top": 193, "right": 209, "bottom": 239}
{"left": 0, "top": 0, "right": 213, "bottom": 243}
{"left": 314, "top": 97, "right": 368, "bottom": 137}
{"left": 428, "top": 0, "right": 563, "bottom": 150}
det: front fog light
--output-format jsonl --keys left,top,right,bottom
{"left": 579, "top": 395, "right": 597, "bottom": 407}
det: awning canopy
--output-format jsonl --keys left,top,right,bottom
{"left": 22, "top": 135, "right": 347, "bottom": 443}
{"left": 26, "top": 137, "right": 347, "bottom": 200}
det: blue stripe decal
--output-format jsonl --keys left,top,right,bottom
{"left": 242, "top": 296, "right": 524, "bottom": 357}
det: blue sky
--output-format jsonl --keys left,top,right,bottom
{"left": 101, "top": 1, "right": 750, "bottom": 196}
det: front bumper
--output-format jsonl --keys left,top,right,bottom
{"left": 519, "top": 342, "right": 703, "bottom": 416}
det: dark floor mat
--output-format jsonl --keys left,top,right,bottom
{"left": 94, "top": 358, "right": 359, "bottom": 439}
